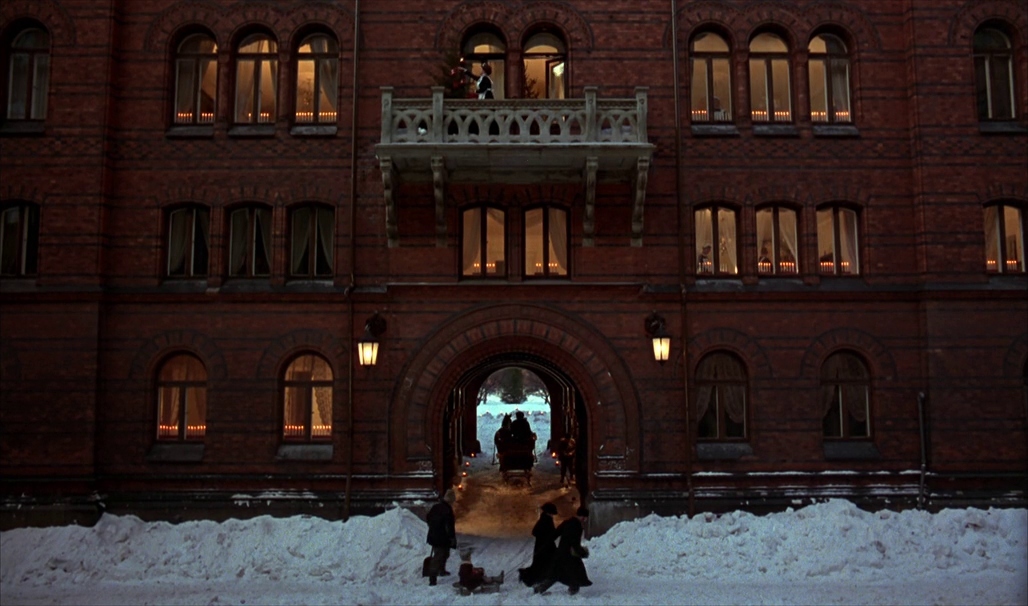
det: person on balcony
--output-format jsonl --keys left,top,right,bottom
{"left": 475, "top": 62, "right": 494, "bottom": 99}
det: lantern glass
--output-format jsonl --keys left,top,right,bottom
{"left": 652, "top": 335, "right": 670, "bottom": 363}
{"left": 358, "top": 340, "right": 379, "bottom": 366}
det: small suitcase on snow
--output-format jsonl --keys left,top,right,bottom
{"left": 422, "top": 556, "right": 432, "bottom": 577}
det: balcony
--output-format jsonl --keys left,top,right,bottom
{"left": 375, "top": 86, "right": 655, "bottom": 247}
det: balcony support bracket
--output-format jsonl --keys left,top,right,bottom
{"left": 631, "top": 156, "right": 649, "bottom": 247}
{"left": 380, "top": 156, "right": 399, "bottom": 248}
{"left": 431, "top": 155, "right": 447, "bottom": 247}
{"left": 583, "top": 156, "right": 598, "bottom": 247}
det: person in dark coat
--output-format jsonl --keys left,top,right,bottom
{"left": 475, "top": 62, "right": 494, "bottom": 99}
{"left": 425, "top": 488, "right": 457, "bottom": 586}
{"left": 518, "top": 502, "right": 557, "bottom": 586}
{"left": 533, "top": 506, "right": 592, "bottom": 595}
{"left": 510, "top": 410, "right": 533, "bottom": 443}
{"left": 558, "top": 436, "right": 576, "bottom": 488}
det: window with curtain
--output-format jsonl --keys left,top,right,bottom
{"left": 808, "top": 33, "right": 851, "bottom": 123}
{"left": 0, "top": 202, "right": 39, "bottom": 277}
{"left": 156, "top": 354, "right": 207, "bottom": 441}
{"left": 695, "top": 352, "right": 747, "bottom": 440}
{"left": 695, "top": 205, "right": 738, "bottom": 275}
{"left": 462, "top": 30, "right": 506, "bottom": 99}
{"left": 6, "top": 27, "right": 50, "bottom": 121}
{"left": 166, "top": 206, "right": 210, "bottom": 278}
{"left": 523, "top": 31, "right": 566, "bottom": 99}
{"left": 821, "top": 351, "right": 870, "bottom": 439}
{"left": 756, "top": 206, "right": 799, "bottom": 275}
{"left": 524, "top": 206, "right": 568, "bottom": 278}
{"left": 282, "top": 353, "right": 333, "bottom": 441}
{"left": 295, "top": 33, "right": 338, "bottom": 123}
{"left": 228, "top": 205, "right": 272, "bottom": 277}
{"left": 816, "top": 205, "right": 859, "bottom": 275}
{"left": 173, "top": 33, "right": 217, "bottom": 125}
{"left": 749, "top": 32, "right": 792, "bottom": 123}
{"left": 973, "top": 26, "right": 1015, "bottom": 121}
{"left": 984, "top": 203, "right": 1025, "bottom": 273}
{"left": 462, "top": 206, "right": 505, "bottom": 278}
{"left": 289, "top": 204, "right": 334, "bottom": 278}
{"left": 234, "top": 34, "right": 278, "bottom": 124}
{"left": 690, "top": 31, "right": 733, "bottom": 122}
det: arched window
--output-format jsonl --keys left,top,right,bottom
{"left": 974, "top": 26, "right": 1015, "bottom": 121}
{"left": 462, "top": 31, "right": 506, "bottom": 99}
{"left": 173, "top": 33, "right": 217, "bottom": 125}
{"left": 0, "top": 202, "right": 39, "bottom": 277}
{"left": 695, "top": 352, "right": 747, "bottom": 440}
{"left": 228, "top": 205, "right": 272, "bottom": 277}
{"left": 821, "top": 351, "right": 870, "bottom": 439}
{"left": 295, "top": 33, "right": 338, "bottom": 124}
{"left": 282, "top": 353, "right": 333, "bottom": 441}
{"left": 524, "top": 206, "right": 568, "bottom": 278}
{"left": 984, "top": 202, "right": 1025, "bottom": 273}
{"left": 817, "top": 205, "right": 860, "bottom": 275}
{"left": 234, "top": 33, "right": 278, "bottom": 124}
{"left": 165, "top": 205, "right": 209, "bottom": 278}
{"left": 808, "top": 33, "right": 851, "bottom": 123}
{"left": 749, "top": 32, "right": 792, "bottom": 122}
{"left": 690, "top": 31, "right": 733, "bottom": 122}
{"left": 289, "top": 204, "right": 334, "bottom": 278}
{"left": 461, "top": 205, "right": 505, "bottom": 278}
{"left": 756, "top": 205, "right": 799, "bottom": 275}
{"left": 156, "top": 354, "right": 207, "bottom": 441}
{"left": 6, "top": 27, "right": 50, "bottom": 121}
{"left": 694, "top": 205, "right": 738, "bottom": 275}
{"left": 523, "top": 32, "right": 566, "bottom": 99}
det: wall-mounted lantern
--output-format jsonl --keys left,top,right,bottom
{"left": 644, "top": 312, "right": 671, "bottom": 364}
{"left": 357, "top": 312, "right": 387, "bottom": 367}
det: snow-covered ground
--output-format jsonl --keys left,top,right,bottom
{"left": 2, "top": 396, "right": 1026, "bottom": 605}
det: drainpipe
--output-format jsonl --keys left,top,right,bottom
{"left": 670, "top": 0, "right": 694, "bottom": 517}
{"left": 917, "top": 392, "right": 927, "bottom": 509}
{"left": 344, "top": 0, "right": 361, "bottom": 521}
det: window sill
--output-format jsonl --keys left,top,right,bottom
{"left": 159, "top": 279, "right": 209, "bottom": 293}
{"left": 284, "top": 279, "right": 336, "bottom": 292}
{"left": 290, "top": 124, "right": 337, "bottom": 137}
{"left": 752, "top": 124, "right": 799, "bottom": 137}
{"left": 978, "top": 121, "right": 1027, "bottom": 134}
{"left": 690, "top": 124, "right": 740, "bottom": 137}
{"left": 228, "top": 125, "right": 276, "bottom": 138}
{"left": 146, "top": 443, "right": 205, "bottom": 462}
{"left": 823, "top": 441, "right": 880, "bottom": 460}
{"left": 220, "top": 278, "right": 273, "bottom": 293}
{"left": 812, "top": 124, "right": 859, "bottom": 137}
{"left": 696, "top": 442, "right": 753, "bottom": 460}
{"left": 166, "top": 125, "right": 214, "bottom": 138}
{"left": 0, "top": 121, "right": 46, "bottom": 136}
{"left": 276, "top": 444, "right": 333, "bottom": 461}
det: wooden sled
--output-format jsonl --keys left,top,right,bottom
{"left": 453, "top": 581, "right": 502, "bottom": 596}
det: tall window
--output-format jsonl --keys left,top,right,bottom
{"left": 808, "top": 33, "right": 851, "bottom": 123}
{"left": 234, "top": 34, "right": 277, "bottom": 124}
{"left": 974, "top": 27, "right": 1015, "bottom": 121}
{"left": 156, "top": 354, "right": 207, "bottom": 441}
{"left": 295, "top": 33, "right": 338, "bottom": 124}
{"left": 695, "top": 352, "right": 747, "bottom": 440}
{"left": 228, "top": 205, "right": 271, "bottom": 277}
{"left": 756, "top": 206, "right": 799, "bottom": 275}
{"left": 0, "top": 202, "right": 39, "bottom": 277}
{"left": 524, "top": 206, "right": 568, "bottom": 278}
{"left": 523, "top": 32, "right": 566, "bottom": 99}
{"left": 6, "top": 27, "right": 50, "bottom": 121}
{"left": 173, "top": 33, "right": 217, "bottom": 125}
{"left": 817, "top": 205, "right": 859, "bottom": 275}
{"left": 984, "top": 203, "right": 1025, "bottom": 273}
{"left": 690, "top": 31, "right": 733, "bottom": 122}
{"left": 463, "top": 31, "right": 505, "bottom": 99}
{"left": 166, "top": 206, "right": 209, "bottom": 278}
{"left": 289, "top": 204, "right": 333, "bottom": 278}
{"left": 822, "top": 351, "right": 870, "bottom": 439}
{"left": 749, "top": 33, "right": 792, "bottom": 122}
{"left": 282, "top": 353, "right": 333, "bottom": 441}
{"left": 695, "top": 205, "right": 738, "bottom": 275}
{"left": 462, "top": 206, "right": 505, "bottom": 277}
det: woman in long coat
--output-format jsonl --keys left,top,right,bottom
{"left": 533, "top": 506, "right": 593, "bottom": 595}
{"left": 518, "top": 502, "right": 557, "bottom": 586}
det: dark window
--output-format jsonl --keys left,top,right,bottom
{"left": 173, "top": 33, "right": 217, "bottom": 125}
{"left": 5, "top": 27, "right": 50, "bottom": 121}
{"left": 524, "top": 206, "right": 568, "bottom": 278}
{"left": 695, "top": 352, "right": 747, "bottom": 440}
{"left": 821, "top": 351, "right": 870, "bottom": 439}
{"left": 808, "top": 33, "right": 852, "bottom": 123}
{"left": 756, "top": 206, "right": 799, "bottom": 275}
{"left": 0, "top": 202, "right": 39, "bottom": 276}
{"left": 817, "top": 205, "right": 860, "bottom": 275}
{"left": 156, "top": 354, "right": 207, "bottom": 441}
{"left": 461, "top": 206, "right": 505, "bottom": 278}
{"left": 295, "top": 34, "right": 339, "bottom": 124}
{"left": 984, "top": 203, "right": 1025, "bottom": 273}
{"left": 974, "top": 27, "right": 1015, "bottom": 121}
{"left": 289, "top": 204, "right": 334, "bottom": 278}
{"left": 165, "top": 206, "right": 209, "bottom": 278}
{"left": 234, "top": 34, "right": 278, "bottom": 124}
{"left": 228, "top": 206, "right": 272, "bottom": 277}
{"left": 282, "top": 353, "right": 333, "bottom": 442}
{"left": 690, "top": 32, "right": 733, "bottom": 122}
{"left": 695, "top": 205, "right": 738, "bottom": 275}
{"left": 749, "top": 33, "right": 792, "bottom": 122}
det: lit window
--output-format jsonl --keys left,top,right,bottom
{"left": 0, "top": 202, "right": 39, "bottom": 277}
{"left": 282, "top": 353, "right": 333, "bottom": 442}
{"left": 523, "top": 32, "right": 566, "bottom": 99}
{"left": 984, "top": 203, "right": 1025, "bottom": 273}
{"left": 166, "top": 206, "right": 209, "bottom": 278}
{"left": 228, "top": 206, "right": 272, "bottom": 277}
{"left": 173, "top": 33, "right": 217, "bottom": 125}
{"left": 749, "top": 33, "right": 792, "bottom": 122}
{"left": 690, "top": 32, "right": 733, "bottom": 122}
{"left": 295, "top": 34, "right": 338, "bottom": 124}
{"left": 462, "top": 30, "right": 506, "bottom": 99}
{"left": 695, "top": 352, "right": 747, "bottom": 440}
{"left": 289, "top": 204, "right": 334, "bottom": 278}
{"left": 822, "top": 351, "right": 870, "bottom": 439}
{"left": 756, "top": 206, "right": 799, "bottom": 275}
{"left": 524, "top": 206, "right": 568, "bottom": 278}
{"left": 234, "top": 34, "right": 278, "bottom": 124}
{"left": 817, "top": 206, "right": 859, "bottom": 275}
{"left": 462, "top": 206, "right": 505, "bottom": 278}
{"left": 5, "top": 27, "right": 50, "bottom": 121}
{"left": 695, "top": 205, "right": 738, "bottom": 275}
{"left": 156, "top": 354, "right": 207, "bottom": 441}
{"left": 974, "top": 27, "right": 1015, "bottom": 121}
{"left": 808, "top": 34, "right": 851, "bottom": 123}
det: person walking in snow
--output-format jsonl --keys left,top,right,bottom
{"left": 518, "top": 502, "right": 557, "bottom": 586}
{"left": 533, "top": 506, "right": 592, "bottom": 595}
{"left": 425, "top": 488, "right": 457, "bottom": 586}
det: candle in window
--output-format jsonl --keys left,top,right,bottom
{"left": 758, "top": 260, "right": 772, "bottom": 273}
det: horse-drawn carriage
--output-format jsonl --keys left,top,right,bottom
{"left": 494, "top": 412, "right": 536, "bottom": 485}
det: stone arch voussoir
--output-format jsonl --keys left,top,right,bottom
{"left": 1, "top": 0, "right": 76, "bottom": 46}
{"left": 687, "top": 328, "right": 774, "bottom": 378}
{"left": 799, "top": 328, "right": 897, "bottom": 381}
{"left": 256, "top": 329, "right": 346, "bottom": 379}
{"left": 949, "top": 0, "right": 1028, "bottom": 47}
{"left": 510, "top": 1, "right": 595, "bottom": 52}
{"left": 129, "top": 330, "right": 228, "bottom": 382}
{"left": 435, "top": 1, "right": 513, "bottom": 51}
{"left": 144, "top": 1, "right": 228, "bottom": 52}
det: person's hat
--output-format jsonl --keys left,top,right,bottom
{"left": 576, "top": 506, "right": 589, "bottom": 517}
{"left": 541, "top": 503, "right": 557, "bottom": 515}
{"left": 515, "top": 411, "right": 525, "bottom": 419}
{"left": 443, "top": 488, "right": 456, "bottom": 503}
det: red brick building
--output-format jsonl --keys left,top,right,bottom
{"left": 1, "top": 0, "right": 1026, "bottom": 530}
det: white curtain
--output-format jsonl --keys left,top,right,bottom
{"left": 316, "top": 207, "right": 334, "bottom": 275}
{"left": 291, "top": 207, "right": 311, "bottom": 275}
{"left": 549, "top": 208, "right": 568, "bottom": 274}
{"left": 830, "top": 59, "right": 851, "bottom": 119}
{"left": 255, "top": 207, "right": 271, "bottom": 275}
{"left": 779, "top": 208, "right": 798, "bottom": 272}
{"left": 983, "top": 206, "right": 999, "bottom": 270}
{"left": 486, "top": 208, "right": 504, "bottom": 273}
{"left": 838, "top": 208, "right": 859, "bottom": 274}
{"left": 694, "top": 208, "right": 713, "bottom": 272}
{"left": 167, "top": 209, "right": 189, "bottom": 275}
{"left": 1003, "top": 206, "right": 1023, "bottom": 271}
{"left": 524, "top": 209, "right": 543, "bottom": 274}
{"left": 821, "top": 353, "right": 869, "bottom": 423}
{"left": 718, "top": 208, "right": 737, "bottom": 274}
{"left": 229, "top": 209, "right": 248, "bottom": 275}
{"left": 817, "top": 208, "right": 835, "bottom": 269}
{"left": 234, "top": 59, "right": 255, "bottom": 122}
{"left": 695, "top": 353, "right": 746, "bottom": 423}
{"left": 756, "top": 208, "right": 773, "bottom": 269}
{"left": 314, "top": 39, "right": 339, "bottom": 121}
{"left": 462, "top": 208, "right": 481, "bottom": 275}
